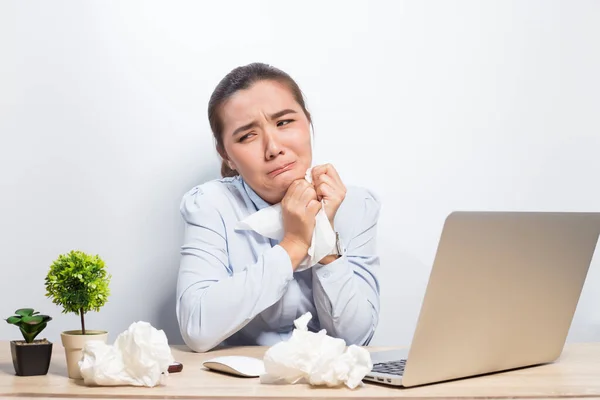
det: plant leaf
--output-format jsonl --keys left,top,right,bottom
{"left": 21, "top": 315, "right": 43, "bottom": 325}
{"left": 6, "top": 316, "right": 21, "bottom": 324}
{"left": 45, "top": 250, "right": 111, "bottom": 323}
{"left": 39, "top": 315, "right": 52, "bottom": 323}
{"left": 15, "top": 308, "right": 34, "bottom": 317}
{"left": 20, "top": 326, "right": 36, "bottom": 343}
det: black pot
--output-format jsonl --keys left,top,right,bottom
{"left": 10, "top": 340, "right": 53, "bottom": 376}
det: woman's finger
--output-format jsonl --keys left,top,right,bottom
{"left": 314, "top": 173, "right": 338, "bottom": 192}
{"left": 316, "top": 182, "right": 335, "bottom": 200}
{"left": 306, "top": 199, "right": 322, "bottom": 216}
{"left": 300, "top": 185, "right": 318, "bottom": 205}
{"left": 286, "top": 179, "right": 309, "bottom": 200}
{"left": 324, "top": 163, "right": 342, "bottom": 184}
{"left": 312, "top": 164, "right": 343, "bottom": 188}
{"left": 311, "top": 165, "right": 326, "bottom": 184}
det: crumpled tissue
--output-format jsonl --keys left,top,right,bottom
{"left": 260, "top": 312, "right": 373, "bottom": 389}
{"left": 79, "top": 321, "right": 175, "bottom": 387}
{"left": 235, "top": 168, "right": 337, "bottom": 271}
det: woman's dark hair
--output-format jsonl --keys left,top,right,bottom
{"left": 208, "top": 62, "right": 312, "bottom": 178}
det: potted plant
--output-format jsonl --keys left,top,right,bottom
{"left": 5, "top": 308, "right": 53, "bottom": 376}
{"left": 45, "top": 250, "right": 111, "bottom": 379}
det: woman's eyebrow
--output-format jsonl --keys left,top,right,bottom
{"left": 270, "top": 109, "right": 297, "bottom": 120}
{"left": 232, "top": 121, "right": 259, "bottom": 137}
{"left": 232, "top": 109, "right": 297, "bottom": 137}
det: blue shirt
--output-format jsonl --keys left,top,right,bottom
{"left": 176, "top": 175, "right": 381, "bottom": 352}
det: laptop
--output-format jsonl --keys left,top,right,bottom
{"left": 364, "top": 211, "right": 600, "bottom": 387}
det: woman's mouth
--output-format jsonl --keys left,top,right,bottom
{"left": 268, "top": 161, "right": 296, "bottom": 177}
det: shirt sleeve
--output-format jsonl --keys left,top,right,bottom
{"left": 176, "top": 186, "right": 294, "bottom": 352}
{"left": 311, "top": 188, "right": 381, "bottom": 346}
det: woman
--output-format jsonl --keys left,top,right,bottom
{"left": 176, "top": 63, "right": 381, "bottom": 352}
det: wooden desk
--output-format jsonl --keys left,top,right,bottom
{"left": 0, "top": 341, "right": 599, "bottom": 399}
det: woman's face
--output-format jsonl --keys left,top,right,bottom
{"left": 219, "top": 80, "right": 312, "bottom": 204}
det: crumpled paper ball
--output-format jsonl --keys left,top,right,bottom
{"left": 79, "top": 321, "right": 174, "bottom": 387}
{"left": 260, "top": 312, "right": 373, "bottom": 389}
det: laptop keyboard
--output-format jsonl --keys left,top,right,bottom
{"left": 371, "top": 359, "right": 407, "bottom": 376}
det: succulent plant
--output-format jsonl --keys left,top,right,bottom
{"left": 6, "top": 308, "right": 52, "bottom": 343}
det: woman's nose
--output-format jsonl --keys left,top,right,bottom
{"left": 265, "top": 131, "right": 284, "bottom": 160}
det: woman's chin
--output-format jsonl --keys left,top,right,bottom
{"left": 273, "top": 169, "right": 304, "bottom": 187}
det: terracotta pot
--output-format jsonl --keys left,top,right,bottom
{"left": 10, "top": 340, "right": 53, "bottom": 376}
{"left": 60, "top": 330, "right": 108, "bottom": 379}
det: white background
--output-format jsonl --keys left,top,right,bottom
{"left": 1, "top": 0, "right": 599, "bottom": 347}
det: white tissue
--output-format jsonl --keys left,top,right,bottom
{"left": 235, "top": 168, "right": 337, "bottom": 271}
{"left": 79, "top": 321, "right": 175, "bottom": 387}
{"left": 260, "top": 312, "right": 373, "bottom": 389}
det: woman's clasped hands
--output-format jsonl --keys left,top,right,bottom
{"left": 279, "top": 164, "right": 346, "bottom": 269}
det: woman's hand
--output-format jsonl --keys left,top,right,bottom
{"left": 311, "top": 164, "right": 347, "bottom": 227}
{"left": 280, "top": 179, "right": 322, "bottom": 270}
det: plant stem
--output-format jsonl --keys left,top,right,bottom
{"left": 80, "top": 308, "right": 85, "bottom": 335}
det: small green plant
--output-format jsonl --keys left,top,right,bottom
{"left": 45, "top": 250, "right": 111, "bottom": 335}
{"left": 6, "top": 308, "right": 52, "bottom": 343}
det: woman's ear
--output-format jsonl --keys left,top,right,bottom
{"left": 217, "top": 146, "right": 237, "bottom": 171}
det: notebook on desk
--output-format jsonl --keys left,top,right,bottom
{"left": 364, "top": 211, "right": 600, "bottom": 388}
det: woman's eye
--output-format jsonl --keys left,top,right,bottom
{"left": 239, "top": 133, "right": 254, "bottom": 142}
{"left": 277, "top": 119, "right": 294, "bottom": 127}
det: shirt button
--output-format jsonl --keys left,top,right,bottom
{"left": 322, "top": 271, "right": 331, "bottom": 279}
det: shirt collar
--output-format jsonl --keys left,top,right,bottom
{"left": 241, "top": 178, "right": 273, "bottom": 211}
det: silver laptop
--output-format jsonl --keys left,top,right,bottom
{"left": 364, "top": 211, "right": 600, "bottom": 387}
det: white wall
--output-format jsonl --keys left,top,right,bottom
{"left": 1, "top": 0, "right": 599, "bottom": 347}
